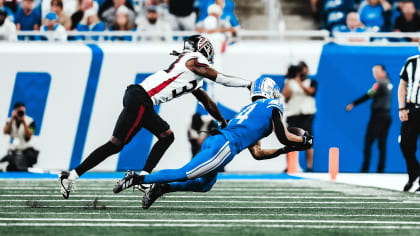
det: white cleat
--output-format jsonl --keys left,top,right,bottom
{"left": 59, "top": 171, "right": 76, "bottom": 199}
{"left": 133, "top": 183, "right": 151, "bottom": 194}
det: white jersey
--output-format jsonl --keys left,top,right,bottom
{"left": 140, "top": 52, "right": 211, "bottom": 105}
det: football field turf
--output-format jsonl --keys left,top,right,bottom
{"left": 0, "top": 177, "right": 420, "bottom": 235}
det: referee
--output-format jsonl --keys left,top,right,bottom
{"left": 346, "top": 65, "right": 392, "bottom": 173}
{"left": 399, "top": 42, "right": 420, "bottom": 192}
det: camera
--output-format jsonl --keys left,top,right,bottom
{"left": 17, "top": 110, "right": 24, "bottom": 117}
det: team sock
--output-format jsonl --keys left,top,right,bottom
{"left": 142, "top": 134, "right": 174, "bottom": 173}
{"left": 75, "top": 141, "right": 122, "bottom": 176}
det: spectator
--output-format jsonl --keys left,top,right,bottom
{"left": 101, "top": 0, "right": 134, "bottom": 28}
{"left": 0, "top": 102, "right": 39, "bottom": 172}
{"left": 0, "top": 0, "right": 14, "bottom": 22}
{"left": 14, "top": 0, "right": 41, "bottom": 31}
{"left": 359, "top": 0, "right": 391, "bottom": 31}
{"left": 390, "top": 0, "right": 404, "bottom": 27}
{"left": 40, "top": 12, "right": 66, "bottom": 41}
{"left": 45, "top": 0, "right": 71, "bottom": 30}
{"left": 187, "top": 113, "right": 217, "bottom": 157}
{"left": 70, "top": 0, "right": 98, "bottom": 30}
{"left": 197, "top": 0, "right": 240, "bottom": 30}
{"left": 333, "top": 11, "right": 369, "bottom": 42}
{"left": 3, "top": 0, "right": 17, "bottom": 13}
{"left": 333, "top": 11, "right": 366, "bottom": 32}
{"left": 76, "top": 8, "right": 106, "bottom": 41}
{"left": 282, "top": 62, "right": 317, "bottom": 172}
{"left": 136, "top": 5, "right": 171, "bottom": 41}
{"left": 168, "top": 0, "right": 195, "bottom": 31}
{"left": 0, "top": 10, "right": 16, "bottom": 41}
{"left": 98, "top": 0, "right": 134, "bottom": 19}
{"left": 109, "top": 5, "right": 134, "bottom": 41}
{"left": 394, "top": 1, "right": 420, "bottom": 35}
{"left": 67, "top": 0, "right": 99, "bottom": 16}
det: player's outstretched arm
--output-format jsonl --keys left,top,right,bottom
{"left": 272, "top": 109, "right": 312, "bottom": 146}
{"left": 192, "top": 88, "right": 228, "bottom": 128}
{"left": 248, "top": 141, "right": 292, "bottom": 160}
{"left": 185, "top": 59, "right": 251, "bottom": 88}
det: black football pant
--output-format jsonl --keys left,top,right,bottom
{"left": 400, "top": 106, "right": 420, "bottom": 182}
{"left": 361, "top": 110, "right": 391, "bottom": 173}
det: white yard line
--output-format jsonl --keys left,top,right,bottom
{"left": 0, "top": 199, "right": 407, "bottom": 204}
{"left": 0, "top": 222, "right": 420, "bottom": 229}
{"left": 0, "top": 212, "right": 418, "bottom": 218}
{"left": 2, "top": 218, "right": 420, "bottom": 225}
{"left": 0, "top": 187, "right": 333, "bottom": 191}
{"left": 0, "top": 194, "right": 405, "bottom": 200}
{"left": 0, "top": 205, "right": 419, "bottom": 210}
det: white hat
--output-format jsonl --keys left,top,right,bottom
{"left": 116, "top": 5, "right": 129, "bottom": 15}
{"left": 207, "top": 4, "right": 222, "bottom": 16}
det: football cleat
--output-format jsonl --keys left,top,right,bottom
{"left": 113, "top": 171, "right": 138, "bottom": 194}
{"left": 59, "top": 171, "right": 76, "bottom": 199}
{"left": 403, "top": 181, "right": 414, "bottom": 192}
{"left": 142, "top": 183, "right": 165, "bottom": 209}
{"left": 133, "top": 183, "right": 151, "bottom": 194}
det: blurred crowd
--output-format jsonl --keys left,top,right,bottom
{"left": 311, "top": 0, "right": 420, "bottom": 41}
{"left": 0, "top": 0, "right": 240, "bottom": 41}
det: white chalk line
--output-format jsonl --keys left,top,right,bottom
{"left": 0, "top": 194, "right": 402, "bottom": 200}
{"left": 0, "top": 187, "right": 332, "bottom": 191}
{"left": 0, "top": 222, "right": 420, "bottom": 229}
{"left": 1, "top": 218, "right": 420, "bottom": 225}
{"left": 0, "top": 211, "right": 418, "bottom": 218}
{"left": 1, "top": 205, "right": 419, "bottom": 210}
{"left": 0, "top": 199, "right": 406, "bottom": 204}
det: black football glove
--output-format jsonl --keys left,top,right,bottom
{"left": 301, "top": 131, "right": 313, "bottom": 149}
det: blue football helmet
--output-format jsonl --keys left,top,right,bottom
{"left": 250, "top": 77, "right": 281, "bottom": 100}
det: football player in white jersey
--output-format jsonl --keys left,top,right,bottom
{"left": 59, "top": 35, "right": 252, "bottom": 199}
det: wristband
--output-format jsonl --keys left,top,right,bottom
{"left": 399, "top": 107, "right": 406, "bottom": 111}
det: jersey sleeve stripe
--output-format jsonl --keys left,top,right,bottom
{"left": 147, "top": 72, "right": 184, "bottom": 97}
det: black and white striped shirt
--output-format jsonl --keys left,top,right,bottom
{"left": 400, "top": 55, "right": 420, "bottom": 104}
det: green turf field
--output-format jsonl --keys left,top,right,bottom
{"left": 0, "top": 178, "right": 420, "bottom": 235}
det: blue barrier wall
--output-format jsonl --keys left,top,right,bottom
{"left": 314, "top": 43, "right": 419, "bottom": 173}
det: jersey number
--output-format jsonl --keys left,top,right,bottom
{"left": 172, "top": 80, "right": 199, "bottom": 98}
{"left": 234, "top": 104, "right": 257, "bottom": 124}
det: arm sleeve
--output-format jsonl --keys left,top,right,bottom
{"left": 272, "top": 109, "right": 300, "bottom": 146}
{"left": 353, "top": 94, "right": 371, "bottom": 106}
{"left": 215, "top": 73, "right": 251, "bottom": 87}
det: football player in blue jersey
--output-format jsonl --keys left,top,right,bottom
{"left": 113, "top": 77, "right": 313, "bottom": 209}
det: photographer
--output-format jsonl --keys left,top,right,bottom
{"left": 0, "top": 102, "right": 38, "bottom": 172}
{"left": 282, "top": 62, "right": 317, "bottom": 172}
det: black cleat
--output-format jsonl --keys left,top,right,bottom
{"left": 416, "top": 186, "right": 420, "bottom": 192}
{"left": 113, "top": 171, "right": 138, "bottom": 194}
{"left": 403, "top": 181, "right": 414, "bottom": 192}
{"left": 59, "top": 171, "right": 76, "bottom": 199}
{"left": 142, "top": 184, "right": 165, "bottom": 209}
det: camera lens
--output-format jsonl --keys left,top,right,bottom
{"left": 17, "top": 111, "right": 24, "bottom": 117}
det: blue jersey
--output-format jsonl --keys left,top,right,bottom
{"left": 221, "top": 98, "right": 285, "bottom": 155}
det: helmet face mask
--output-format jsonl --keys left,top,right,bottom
{"left": 183, "top": 35, "right": 214, "bottom": 64}
{"left": 250, "top": 77, "right": 281, "bottom": 100}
